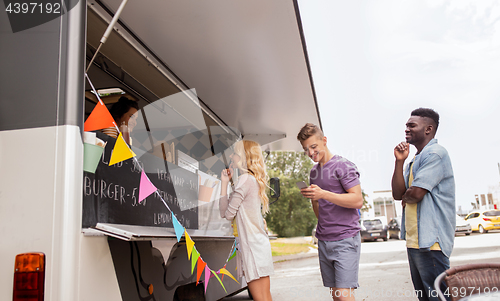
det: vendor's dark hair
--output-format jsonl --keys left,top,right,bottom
{"left": 411, "top": 108, "right": 439, "bottom": 130}
{"left": 109, "top": 96, "right": 139, "bottom": 121}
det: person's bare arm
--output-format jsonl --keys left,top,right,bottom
{"left": 402, "top": 186, "right": 428, "bottom": 204}
{"left": 392, "top": 160, "right": 407, "bottom": 200}
{"left": 219, "top": 168, "right": 232, "bottom": 218}
{"left": 301, "top": 184, "right": 363, "bottom": 209}
{"left": 311, "top": 199, "right": 319, "bottom": 219}
{"left": 392, "top": 142, "right": 409, "bottom": 200}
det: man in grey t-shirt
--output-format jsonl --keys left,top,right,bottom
{"left": 297, "top": 123, "right": 363, "bottom": 301}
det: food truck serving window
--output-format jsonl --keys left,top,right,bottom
{"left": 83, "top": 8, "right": 241, "bottom": 239}
{"left": 83, "top": 88, "right": 241, "bottom": 239}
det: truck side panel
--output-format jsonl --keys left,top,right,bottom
{"left": 0, "top": 1, "right": 87, "bottom": 300}
{"left": 0, "top": 126, "right": 83, "bottom": 300}
{"left": 79, "top": 236, "right": 122, "bottom": 301}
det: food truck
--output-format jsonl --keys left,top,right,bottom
{"left": 0, "top": 1, "right": 322, "bottom": 300}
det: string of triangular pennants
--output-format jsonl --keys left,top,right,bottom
{"left": 84, "top": 74, "right": 239, "bottom": 294}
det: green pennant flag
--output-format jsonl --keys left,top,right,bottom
{"left": 211, "top": 270, "right": 226, "bottom": 293}
{"left": 191, "top": 248, "right": 200, "bottom": 274}
{"left": 228, "top": 248, "right": 237, "bottom": 262}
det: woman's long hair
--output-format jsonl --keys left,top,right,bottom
{"left": 233, "top": 140, "right": 270, "bottom": 214}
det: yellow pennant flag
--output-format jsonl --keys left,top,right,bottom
{"left": 185, "top": 229, "right": 195, "bottom": 260}
{"left": 211, "top": 270, "right": 226, "bottom": 293}
{"left": 109, "top": 133, "right": 136, "bottom": 166}
{"left": 219, "top": 268, "right": 239, "bottom": 284}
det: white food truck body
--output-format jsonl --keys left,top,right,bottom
{"left": 0, "top": 1, "right": 321, "bottom": 300}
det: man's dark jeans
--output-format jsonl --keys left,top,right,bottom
{"left": 407, "top": 248, "right": 450, "bottom": 301}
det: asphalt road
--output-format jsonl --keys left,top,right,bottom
{"left": 222, "top": 231, "right": 500, "bottom": 301}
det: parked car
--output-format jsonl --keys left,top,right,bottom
{"left": 388, "top": 217, "right": 402, "bottom": 239}
{"left": 465, "top": 209, "right": 500, "bottom": 233}
{"left": 455, "top": 215, "right": 472, "bottom": 235}
{"left": 360, "top": 218, "right": 388, "bottom": 242}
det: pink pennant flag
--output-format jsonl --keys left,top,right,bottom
{"left": 139, "top": 170, "right": 157, "bottom": 203}
{"left": 204, "top": 265, "right": 211, "bottom": 293}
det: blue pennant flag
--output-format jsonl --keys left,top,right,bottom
{"left": 172, "top": 212, "right": 184, "bottom": 242}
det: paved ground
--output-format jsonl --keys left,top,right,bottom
{"left": 223, "top": 231, "right": 500, "bottom": 301}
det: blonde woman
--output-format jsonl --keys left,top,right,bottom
{"left": 220, "top": 140, "right": 273, "bottom": 301}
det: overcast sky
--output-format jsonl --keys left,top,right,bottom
{"left": 298, "top": 0, "right": 500, "bottom": 211}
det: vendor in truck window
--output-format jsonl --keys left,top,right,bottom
{"left": 101, "top": 96, "right": 139, "bottom": 143}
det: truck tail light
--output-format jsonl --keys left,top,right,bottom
{"left": 13, "top": 253, "right": 45, "bottom": 301}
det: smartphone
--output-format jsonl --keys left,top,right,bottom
{"left": 296, "top": 181, "right": 308, "bottom": 189}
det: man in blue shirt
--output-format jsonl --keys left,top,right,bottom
{"left": 392, "top": 108, "right": 455, "bottom": 301}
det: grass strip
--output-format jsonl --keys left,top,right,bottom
{"left": 270, "top": 242, "right": 312, "bottom": 256}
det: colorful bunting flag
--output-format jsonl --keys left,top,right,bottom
{"left": 196, "top": 258, "right": 206, "bottom": 285}
{"left": 185, "top": 230, "right": 195, "bottom": 260}
{"left": 219, "top": 268, "right": 239, "bottom": 284}
{"left": 220, "top": 264, "right": 227, "bottom": 280}
{"left": 228, "top": 248, "right": 237, "bottom": 262}
{"left": 84, "top": 101, "right": 116, "bottom": 132}
{"left": 191, "top": 248, "right": 200, "bottom": 274}
{"left": 85, "top": 74, "right": 237, "bottom": 294}
{"left": 204, "top": 265, "right": 211, "bottom": 293}
{"left": 86, "top": 108, "right": 237, "bottom": 292}
{"left": 139, "top": 170, "right": 157, "bottom": 203}
{"left": 211, "top": 270, "right": 227, "bottom": 293}
{"left": 109, "top": 133, "right": 137, "bottom": 166}
{"left": 171, "top": 212, "right": 184, "bottom": 242}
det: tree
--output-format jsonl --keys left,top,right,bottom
{"left": 361, "top": 190, "right": 372, "bottom": 212}
{"left": 265, "top": 151, "right": 317, "bottom": 237}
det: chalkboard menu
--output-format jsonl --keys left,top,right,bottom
{"left": 83, "top": 132, "right": 199, "bottom": 229}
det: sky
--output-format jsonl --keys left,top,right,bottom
{"left": 298, "top": 0, "right": 500, "bottom": 211}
